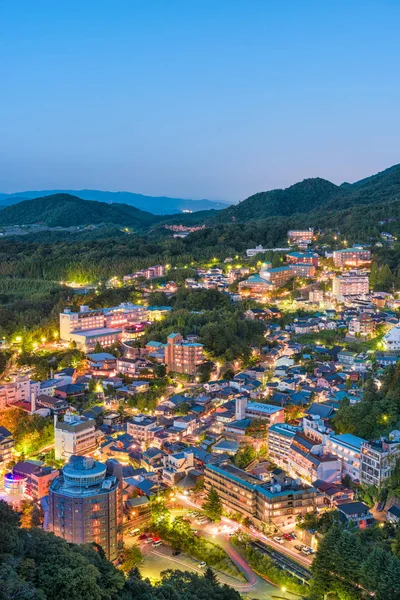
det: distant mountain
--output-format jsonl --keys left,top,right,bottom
{"left": 0, "top": 189, "right": 230, "bottom": 214}
{"left": 163, "top": 163, "right": 400, "bottom": 226}
{"left": 0, "top": 194, "right": 161, "bottom": 229}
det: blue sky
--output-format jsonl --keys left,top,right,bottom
{"left": 1, "top": 0, "right": 399, "bottom": 201}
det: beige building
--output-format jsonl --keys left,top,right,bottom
{"left": 165, "top": 333, "right": 204, "bottom": 375}
{"left": 332, "top": 272, "right": 369, "bottom": 301}
{"left": 54, "top": 412, "right": 97, "bottom": 460}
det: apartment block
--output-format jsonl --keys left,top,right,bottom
{"left": 333, "top": 248, "right": 371, "bottom": 267}
{"left": 348, "top": 314, "right": 375, "bottom": 337}
{"left": 164, "top": 332, "right": 204, "bottom": 375}
{"left": 288, "top": 431, "right": 342, "bottom": 483}
{"left": 235, "top": 397, "right": 284, "bottom": 426}
{"left": 360, "top": 433, "right": 400, "bottom": 487}
{"left": 267, "top": 423, "right": 299, "bottom": 468}
{"left": 286, "top": 252, "right": 319, "bottom": 267}
{"left": 0, "top": 378, "right": 40, "bottom": 411}
{"left": 288, "top": 263, "right": 316, "bottom": 278}
{"left": 332, "top": 272, "right": 369, "bottom": 301}
{"left": 55, "top": 413, "right": 97, "bottom": 460}
{"left": 162, "top": 450, "right": 194, "bottom": 485}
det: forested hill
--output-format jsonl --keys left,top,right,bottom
{"left": 0, "top": 193, "right": 162, "bottom": 229}
{"left": 164, "top": 163, "right": 400, "bottom": 226}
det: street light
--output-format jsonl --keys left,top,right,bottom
{"left": 281, "top": 586, "right": 287, "bottom": 597}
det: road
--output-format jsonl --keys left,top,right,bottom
{"left": 130, "top": 537, "right": 300, "bottom": 600}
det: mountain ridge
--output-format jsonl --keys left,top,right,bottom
{"left": 0, "top": 189, "right": 230, "bottom": 214}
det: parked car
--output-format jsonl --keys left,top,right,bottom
{"left": 152, "top": 540, "right": 162, "bottom": 547}
{"left": 283, "top": 533, "right": 294, "bottom": 540}
{"left": 172, "top": 550, "right": 181, "bottom": 556}
{"left": 274, "top": 536, "right": 284, "bottom": 544}
{"left": 294, "top": 544, "right": 305, "bottom": 551}
{"left": 129, "top": 528, "right": 140, "bottom": 537}
{"left": 145, "top": 538, "right": 154, "bottom": 544}
{"left": 138, "top": 534, "right": 147, "bottom": 541}
{"left": 198, "top": 562, "right": 207, "bottom": 568}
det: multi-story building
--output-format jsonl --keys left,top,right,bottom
{"left": 0, "top": 426, "right": 15, "bottom": 464}
{"left": 333, "top": 248, "right": 371, "bottom": 267}
{"left": 360, "top": 433, "right": 400, "bottom": 487}
{"left": 288, "top": 263, "right": 316, "bottom": 278}
{"left": 164, "top": 333, "right": 204, "bottom": 375}
{"left": 286, "top": 252, "right": 319, "bottom": 267}
{"left": 332, "top": 272, "right": 369, "bottom": 301}
{"left": 235, "top": 397, "right": 284, "bottom": 427}
{"left": 383, "top": 325, "right": 400, "bottom": 351}
{"left": 288, "top": 431, "right": 341, "bottom": 483}
{"left": 48, "top": 456, "right": 122, "bottom": 562}
{"left": 309, "top": 289, "right": 324, "bottom": 303}
{"left": 162, "top": 451, "right": 194, "bottom": 485}
{"left": 54, "top": 413, "right": 97, "bottom": 460}
{"left": 12, "top": 461, "right": 59, "bottom": 499}
{"left": 261, "top": 265, "right": 293, "bottom": 288}
{"left": 124, "top": 265, "right": 166, "bottom": 282}
{"left": 0, "top": 378, "right": 40, "bottom": 411}
{"left": 287, "top": 229, "right": 314, "bottom": 245}
{"left": 267, "top": 423, "right": 299, "bottom": 468}
{"left": 348, "top": 314, "right": 375, "bottom": 337}
{"left": 204, "top": 462, "right": 316, "bottom": 526}
{"left": 326, "top": 433, "right": 365, "bottom": 481}
{"left": 59, "top": 303, "right": 147, "bottom": 348}
{"left": 126, "top": 415, "right": 162, "bottom": 447}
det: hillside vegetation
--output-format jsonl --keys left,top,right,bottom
{"left": 0, "top": 193, "right": 160, "bottom": 229}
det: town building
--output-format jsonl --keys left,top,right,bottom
{"left": 309, "top": 289, "right": 324, "bottom": 303}
{"left": 325, "top": 433, "right": 365, "bottom": 481}
{"left": 0, "top": 426, "right": 14, "bottom": 464}
{"left": 204, "top": 462, "right": 316, "bottom": 526}
{"left": 287, "top": 229, "right": 314, "bottom": 245}
{"left": 288, "top": 263, "right": 316, "bottom": 278}
{"left": 12, "top": 460, "right": 59, "bottom": 499}
{"left": 332, "top": 272, "right": 369, "bottom": 301}
{"left": 235, "top": 397, "right": 284, "bottom": 427}
{"left": 332, "top": 248, "right": 371, "bottom": 267}
{"left": 337, "top": 501, "right": 374, "bottom": 528}
{"left": 126, "top": 415, "right": 162, "bottom": 447}
{"left": 383, "top": 325, "right": 400, "bottom": 351}
{"left": 288, "top": 430, "right": 342, "bottom": 483}
{"left": 162, "top": 451, "right": 195, "bottom": 485}
{"left": 286, "top": 252, "right": 319, "bottom": 267}
{"left": 164, "top": 333, "right": 204, "bottom": 375}
{"left": 48, "top": 456, "right": 122, "bottom": 562}
{"left": 0, "top": 378, "right": 40, "bottom": 411}
{"left": 246, "top": 245, "right": 268, "bottom": 257}
{"left": 59, "top": 303, "right": 147, "bottom": 349}
{"left": 267, "top": 423, "right": 299, "bottom": 468}
{"left": 360, "top": 433, "right": 400, "bottom": 487}
{"left": 348, "top": 314, "right": 375, "bottom": 337}
{"left": 54, "top": 412, "right": 97, "bottom": 460}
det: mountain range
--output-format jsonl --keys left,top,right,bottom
{"left": 0, "top": 189, "right": 229, "bottom": 215}
{"left": 0, "top": 163, "right": 399, "bottom": 232}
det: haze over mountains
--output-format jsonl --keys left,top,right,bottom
{"left": 0, "top": 163, "right": 399, "bottom": 232}
{"left": 0, "top": 189, "right": 230, "bottom": 215}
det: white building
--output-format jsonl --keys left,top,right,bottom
{"left": 59, "top": 303, "right": 148, "bottom": 349}
{"left": 0, "top": 378, "right": 40, "bottom": 411}
{"left": 126, "top": 415, "right": 161, "bottom": 447}
{"left": 326, "top": 433, "right": 365, "bottom": 481}
{"left": 162, "top": 451, "right": 194, "bottom": 485}
{"left": 235, "top": 397, "right": 284, "bottom": 426}
{"left": 384, "top": 325, "right": 400, "bottom": 351}
{"left": 267, "top": 423, "right": 299, "bottom": 468}
{"left": 54, "top": 413, "right": 97, "bottom": 460}
{"left": 360, "top": 433, "right": 400, "bottom": 487}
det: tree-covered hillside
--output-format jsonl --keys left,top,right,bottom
{"left": 0, "top": 193, "right": 160, "bottom": 229}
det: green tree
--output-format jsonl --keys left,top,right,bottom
{"left": 203, "top": 487, "right": 222, "bottom": 522}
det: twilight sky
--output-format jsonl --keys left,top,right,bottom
{"left": 1, "top": 0, "right": 399, "bottom": 202}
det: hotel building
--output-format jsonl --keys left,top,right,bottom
{"left": 54, "top": 413, "right": 97, "bottom": 460}
{"left": 333, "top": 248, "right": 371, "bottom": 268}
{"left": 332, "top": 272, "right": 369, "bottom": 302}
{"left": 164, "top": 333, "right": 204, "bottom": 375}
{"left": 48, "top": 456, "right": 122, "bottom": 562}
{"left": 205, "top": 462, "right": 316, "bottom": 526}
